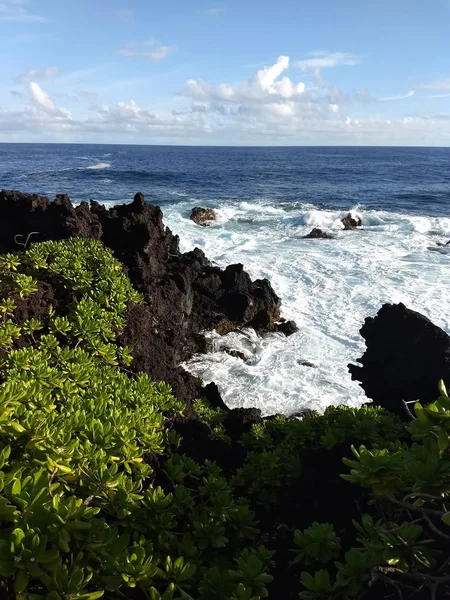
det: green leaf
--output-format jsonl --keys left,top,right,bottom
{"left": 14, "top": 570, "right": 29, "bottom": 594}
{"left": 438, "top": 429, "right": 449, "bottom": 451}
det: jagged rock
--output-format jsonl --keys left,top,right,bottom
{"left": 302, "top": 228, "right": 335, "bottom": 239}
{"left": 0, "top": 190, "right": 292, "bottom": 407}
{"left": 225, "top": 349, "right": 247, "bottom": 361}
{"left": 202, "top": 382, "right": 229, "bottom": 412}
{"left": 226, "top": 407, "right": 263, "bottom": 440}
{"left": 274, "top": 319, "right": 299, "bottom": 336}
{"left": 349, "top": 303, "right": 450, "bottom": 417}
{"left": 341, "top": 213, "right": 362, "bottom": 230}
{"left": 190, "top": 206, "right": 216, "bottom": 226}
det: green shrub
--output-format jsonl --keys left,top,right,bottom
{"left": 0, "top": 239, "right": 272, "bottom": 600}
{"left": 233, "top": 405, "right": 405, "bottom": 504}
{"left": 297, "top": 381, "right": 450, "bottom": 599}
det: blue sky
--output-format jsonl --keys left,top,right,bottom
{"left": 1, "top": 0, "right": 450, "bottom": 145}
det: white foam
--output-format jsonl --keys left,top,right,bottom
{"left": 101, "top": 178, "right": 113, "bottom": 184}
{"left": 86, "top": 162, "right": 111, "bottom": 170}
{"left": 162, "top": 199, "right": 450, "bottom": 415}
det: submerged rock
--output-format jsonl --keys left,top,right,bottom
{"left": 302, "top": 228, "right": 335, "bottom": 239}
{"left": 349, "top": 303, "right": 450, "bottom": 417}
{"left": 341, "top": 213, "right": 362, "bottom": 230}
{"left": 297, "top": 360, "right": 317, "bottom": 368}
{"left": 0, "top": 190, "right": 293, "bottom": 407}
{"left": 190, "top": 206, "right": 216, "bottom": 226}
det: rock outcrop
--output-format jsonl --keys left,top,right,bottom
{"left": 349, "top": 303, "right": 450, "bottom": 417}
{"left": 302, "top": 228, "right": 335, "bottom": 239}
{"left": 0, "top": 190, "right": 291, "bottom": 407}
{"left": 190, "top": 206, "right": 216, "bottom": 226}
{"left": 274, "top": 318, "right": 299, "bottom": 336}
{"left": 341, "top": 213, "right": 362, "bottom": 230}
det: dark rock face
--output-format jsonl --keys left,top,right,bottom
{"left": 349, "top": 303, "right": 450, "bottom": 416}
{"left": 274, "top": 319, "right": 299, "bottom": 336}
{"left": 225, "top": 407, "right": 263, "bottom": 440}
{"left": 302, "top": 228, "right": 335, "bottom": 239}
{"left": 190, "top": 206, "right": 216, "bottom": 226}
{"left": 0, "top": 190, "right": 290, "bottom": 407}
{"left": 341, "top": 213, "right": 362, "bottom": 230}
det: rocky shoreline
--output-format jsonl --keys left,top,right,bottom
{"left": 2, "top": 189, "right": 450, "bottom": 599}
{"left": 0, "top": 190, "right": 297, "bottom": 409}
{"left": 2, "top": 189, "right": 449, "bottom": 421}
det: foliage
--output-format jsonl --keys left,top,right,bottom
{"left": 233, "top": 405, "right": 405, "bottom": 504}
{"left": 0, "top": 239, "right": 272, "bottom": 600}
{"left": 1, "top": 236, "right": 449, "bottom": 600}
{"left": 296, "top": 381, "right": 450, "bottom": 599}
{"left": 193, "top": 398, "right": 230, "bottom": 441}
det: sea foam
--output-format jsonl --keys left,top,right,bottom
{"left": 161, "top": 198, "right": 450, "bottom": 415}
{"left": 86, "top": 162, "right": 111, "bottom": 170}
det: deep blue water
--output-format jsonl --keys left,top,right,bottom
{"left": 1, "top": 144, "right": 450, "bottom": 217}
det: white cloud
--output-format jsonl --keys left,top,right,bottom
{"left": 29, "top": 82, "right": 71, "bottom": 119}
{"left": 417, "top": 79, "right": 450, "bottom": 90}
{"left": 296, "top": 51, "right": 362, "bottom": 71}
{"left": 0, "top": 0, "right": 46, "bottom": 22}
{"left": 15, "top": 66, "right": 59, "bottom": 84}
{"left": 30, "top": 82, "right": 55, "bottom": 112}
{"left": 117, "top": 39, "right": 176, "bottom": 62}
{"left": 183, "top": 56, "right": 306, "bottom": 105}
{"left": 425, "top": 93, "right": 450, "bottom": 99}
{"left": 208, "top": 6, "right": 225, "bottom": 15}
{"left": 1, "top": 55, "right": 450, "bottom": 145}
{"left": 379, "top": 90, "right": 415, "bottom": 101}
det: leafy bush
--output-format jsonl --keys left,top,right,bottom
{"left": 1, "top": 237, "right": 448, "bottom": 600}
{"left": 233, "top": 405, "right": 405, "bottom": 504}
{"left": 296, "top": 381, "right": 450, "bottom": 599}
{"left": 0, "top": 239, "right": 273, "bottom": 600}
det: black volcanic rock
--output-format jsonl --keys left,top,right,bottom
{"left": 274, "top": 319, "right": 299, "bottom": 336}
{"left": 349, "top": 303, "right": 450, "bottom": 417}
{"left": 190, "top": 206, "right": 216, "bottom": 226}
{"left": 302, "top": 228, "right": 335, "bottom": 239}
{"left": 341, "top": 213, "right": 362, "bottom": 230}
{"left": 0, "top": 190, "right": 291, "bottom": 408}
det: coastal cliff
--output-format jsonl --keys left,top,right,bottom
{"left": 0, "top": 190, "right": 449, "bottom": 600}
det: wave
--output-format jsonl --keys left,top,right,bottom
{"left": 158, "top": 198, "right": 450, "bottom": 415}
{"left": 86, "top": 162, "right": 111, "bottom": 170}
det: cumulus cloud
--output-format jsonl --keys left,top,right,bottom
{"left": 117, "top": 39, "right": 176, "bottom": 62}
{"left": 1, "top": 55, "right": 450, "bottom": 145}
{"left": 183, "top": 56, "right": 306, "bottom": 105}
{"left": 15, "top": 66, "right": 59, "bottom": 84}
{"left": 0, "top": 0, "right": 46, "bottom": 22}
{"left": 296, "top": 51, "right": 362, "bottom": 71}
{"left": 379, "top": 90, "right": 415, "bottom": 101}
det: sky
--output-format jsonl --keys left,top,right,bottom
{"left": 1, "top": 0, "right": 450, "bottom": 146}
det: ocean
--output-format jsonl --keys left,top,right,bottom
{"left": 1, "top": 143, "right": 450, "bottom": 415}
